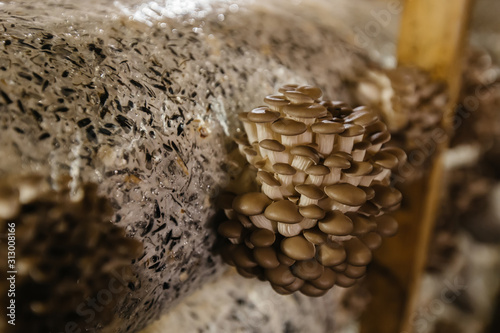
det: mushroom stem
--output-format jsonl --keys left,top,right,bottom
{"left": 291, "top": 156, "right": 315, "bottom": 171}
{"left": 261, "top": 183, "right": 283, "bottom": 200}
{"left": 305, "top": 175, "right": 324, "bottom": 186}
{"left": 336, "top": 136, "right": 355, "bottom": 153}
{"left": 322, "top": 169, "right": 341, "bottom": 185}
{"left": 277, "top": 222, "right": 303, "bottom": 237}
{"left": 315, "top": 134, "right": 336, "bottom": 155}
{"left": 242, "top": 121, "right": 258, "bottom": 144}
{"left": 250, "top": 214, "right": 277, "bottom": 232}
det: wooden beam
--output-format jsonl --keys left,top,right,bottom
{"left": 361, "top": 1, "right": 473, "bottom": 332}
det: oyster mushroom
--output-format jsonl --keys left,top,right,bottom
{"left": 311, "top": 120, "right": 345, "bottom": 155}
{"left": 324, "top": 183, "right": 367, "bottom": 212}
{"left": 271, "top": 118, "right": 308, "bottom": 147}
{"left": 280, "top": 235, "right": 316, "bottom": 261}
{"left": 247, "top": 106, "right": 280, "bottom": 142}
{"left": 232, "top": 192, "right": 274, "bottom": 231}
{"left": 265, "top": 200, "right": 304, "bottom": 237}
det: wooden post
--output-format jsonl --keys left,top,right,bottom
{"left": 360, "top": 1, "right": 474, "bottom": 332}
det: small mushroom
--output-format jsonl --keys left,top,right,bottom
{"left": 217, "top": 220, "right": 244, "bottom": 244}
{"left": 249, "top": 228, "right": 276, "bottom": 247}
{"left": 344, "top": 238, "right": 372, "bottom": 266}
{"left": 368, "top": 130, "right": 391, "bottom": 154}
{"left": 318, "top": 211, "right": 353, "bottom": 236}
{"left": 257, "top": 171, "right": 283, "bottom": 200}
{"left": 344, "top": 107, "right": 379, "bottom": 127}
{"left": 300, "top": 283, "right": 328, "bottom": 297}
{"left": 296, "top": 85, "right": 323, "bottom": 100}
{"left": 290, "top": 145, "right": 320, "bottom": 171}
{"left": 278, "top": 83, "right": 300, "bottom": 94}
{"left": 310, "top": 268, "right": 336, "bottom": 290}
{"left": 253, "top": 247, "right": 280, "bottom": 269}
{"left": 346, "top": 212, "right": 377, "bottom": 236}
{"left": 375, "top": 215, "right": 398, "bottom": 237}
{"left": 291, "top": 259, "right": 324, "bottom": 280}
{"left": 305, "top": 165, "right": 330, "bottom": 186}
{"left": 337, "top": 124, "right": 365, "bottom": 153}
{"left": 341, "top": 161, "right": 373, "bottom": 186}
{"left": 247, "top": 106, "right": 280, "bottom": 142}
{"left": 271, "top": 118, "right": 309, "bottom": 147}
{"left": 335, "top": 273, "right": 357, "bottom": 288}
{"left": 273, "top": 163, "right": 297, "bottom": 197}
{"left": 232, "top": 192, "right": 275, "bottom": 231}
{"left": 322, "top": 153, "right": 352, "bottom": 185}
{"left": 259, "top": 139, "right": 288, "bottom": 164}
{"left": 265, "top": 200, "right": 304, "bottom": 237}
{"left": 238, "top": 112, "right": 258, "bottom": 144}
{"left": 299, "top": 205, "right": 326, "bottom": 220}
{"left": 360, "top": 232, "right": 383, "bottom": 250}
{"left": 283, "top": 277, "right": 305, "bottom": 292}
{"left": 351, "top": 140, "right": 371, "bottom": 162}
{"left": 324, "top": 183, "right": 367, "bottom": 212}
{"left": 283, "top": 90, "right": 315, "bottom": 105}
{"left": 277, "top": 252, "right": 296, "bottom": 266}
{"left": 265, "top": 264, "right": 297, "bottom": 286}
{"left": 316, "top": 241, "right": 346, "bottom": 266}
{"left": 344, "top": 264, "right": 367, "bottom": 279}
{"left": 264, "top": 94, "right": 289, "bottom": 113}
{"left": 231, "top": 244, "right": 258, "bottom": 268}
{"left": 295, "top": 184, "right": 325, "bottom": 207}
{"left": 311, "top": 120, "right": 345, "bottom": 155}
{"left": 280, "top": 235, "right": 316, "bottom": 261}
{"left": 303, "top": 227, "right": 328, "bottom": 245}
{"left": 371, "top": 185, "right": 403, "bottom": 211}
{"left": 283, "top": 103, "right": 327, "bottom": 126}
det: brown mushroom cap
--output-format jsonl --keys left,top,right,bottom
{"left": 370, "top": 131, "right": 391, "bottom": 145}
{"left": 283, "top": 104, "right": 327, "bottom": 119}
{"left": 324, "top": 155, "right": 351, "bottom": 169}
{"left": 344, "top": 238, "right": 372, "bottom": 266}
{"left": 300, "top": 282, "right": 328, "bottom": 297}
{"left": 352, "top": 140, "right": 371, "bottom": 151}
{"left": 281, "top": 235, "right": 316, "bottom": 261}
{"left": 273, "top": 163, "right": 296, "bottom": 175}
{"left": 318, "top": 211, "right": 354, "bottom": 236}
{"left": 310, "top": 268, "right": 336, "bottom": 290}
{"left": 358, "top": 202, "right": 380, "bottom": 216}
{"left": 346, "top": 213, "right": 376, "bottom": 236}
{"left": 238, "top": 112, "right": 250, "bottom": 123}
{"left": 271, "top": 284, "right": 293, "bottom": 295}
{"left": 297, "top": 85, "right": 323, "bottom": 100}
{"left": 265, "top": 200, "right": 303, "bottom": 224}
{"left": 310, "top": 120, "right": 345, "bottom": 135}
{"left": 371, "top": 185, "right": 402, "bottom": 208}
{"left": 372, "top": 151, "right": 399, "bottom": 169}
{"left": 295, "top": 184, "right": 325, "bottom": 200}
{"left": 303, "top": 228, "right": 328, "bottom": 245}
{"left": 291, "top": 259, "right": 324, "bottom": 280}
{"left": 218, "top": 220, "right": 244, "bottom": 239}
{"left": 236, "top": 267, "right": 260, "bottom": 279}
{"left": 335, "top": 273, "right": 357, "bottom": 288}
{"left": 344, "top": 264, "right": 367, "bottom": 279}
{"left": 345, "top": 109, "right": 378, "bottom": 126}
{"left": 341, "top": 124, "right": 365, "bottom": 137}
{"left": 343, "top": 161, "right": 374, "bottom": 176}
{"left": 325, "top": 183, "right": 367, "bottom": 206}
{"left": 231, "top": 245, "right": 258, "bottom": 268}
{"left": 283, "top": 277, "right": 305, "bottom": 292}
{"left": 271, "top": 118, "right": 307, "bottom": 136}
{"left": 381, "top": 146, "right": 407, "bottom": 164}
{"left": 257, "top": 171, "right": 281, "bottom": 187}
{"left": 376, "top": 215, "right": 398, "bottom": 237}
{"left": 316, "top": 242, "right": 346, "bottom": 266}
{"left": 253, "top": 247, "right": 280, "bottom": 269}
{"left": 305, "top": 165, "right": 330, "bottom": 176}
{"left": 290, "top": 146, "right": 320, "bottom": 164}
{"left": 366, "top": 121, "right": 388, "bottom": 135}
{"left": 259, "top": 139, "right": 285, "bottom": 152}
{"left": 360, "top": 232, "right": 383, "bottom": 250}
{"left": 283, "top": 90, "right": 315, "bottom": 104}
{"left": 331, "top": 262, "right": 347, "bottom": 273}
{"left": 264, "top": 94, "right": 289, "bottom": 107}
{"left": 265, "top": 264, "right": 296, "bottom": 286}
{"left": 247, "top": 107, "right": 280, "bottom": 123}
{"left": 250, "top": 229, "right": 276, "bottom": 247}
{"left": 232, "top": 192, "right": 272, "bottom": 216}
{"left": 277, "top": 252, "right": 296, "bottom": 266}
{"left": 299, "top": 205, "right": 326, "bottom": 220}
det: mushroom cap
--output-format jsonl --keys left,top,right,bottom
{"left": 341, "top": 124, "right": 365, "bottom": 137}
{"left": 295, "top": 184, "right": 325, "bottom": 200}
{"left": 238, "top": 112, "right": 250, "bottom": 123}
{"left": 216, "top": 192, "right": 236, "bottom": 210}
{"left": 259, "top": 139, "right": 285, "bottom": 152}
{"left": 316, "top": 242, "right": 346, "bottom": 266}
{"left": 300, "top": 283, "right": 328, "bottom": 297}
{"left": 218, "top": 220, "right": 244, "bottom": 239}
{"left": 265, "top": 264, "right": 296, "bottom": 286}
{"left": 335, "top": 274, "right": 357, "bottom": 288}
{"left": 232, "top": 192, "right": 272, "bottom": 216}
{"left": 231, "top": 245, "right": 258, "bottom": 268}
{"left": 264, "top": 94, "right": 289, "bottom": 107}
{"left": 331, "top": 262, "right": 347, "bottom": 273}
{"left": 375, "top": 215, "right": 398, "bottom": 237}
{"left": 358, "top": 202, "right": 380, "bottom": 216}
{"left": 372, "top": 151, "right": 399, "bottom": 169}
{"left": 344, "top": 238, "right": 372, "bottom": 266}
{"left": 247, "top": 107, "right": 280, "bottom": 123}
{"left": 360, "top": 232, "right": 383, "bottom": 250}
{"left": 370, "top": 131, "right": 391, "bottom": 145}
{"left": 325, "top": 183, "right": 367, "bottom": 206}
{"left": 299, "top": 205, "right": 326, "bottom": 219}
{"left": 303, "top": 227, "right": 328, "bottom": 245}
{"left": 310, "top": 268, "right": 336, "bottom": 290}
{"left": 311, "top": 120, "right": 345, "bottom": 134}
{"left": 352, "top": 140, "right": 371, "bottom": 151}
{"left": 264, "top": 200, "right": 303, "bottom": 224}
{"left": 271, "top": 284, "right": 293, "bottom": 295}
{"left": 277, "top": 252, "right": 296, "bottom": 266}
{"left": 291, "top": 259, "right": 324, "bottom": 280}
{"left": 359, "top": 186, "right": 375, "bottom": 200}
{"left": 305, "top": 165, "right": 330, "bottom": 176}
{"left": 253, "top": 247, "right": 280, "bottom": 269}
{"left": 278, "top": 84, "right": 299, "bottom": 94}
{"left": 283, "top": 90, "right": 315, "bottom": 104}
{"left": 346, "top": 213, "right": 376, "bottom": 236}
{"left": 243, "top": 147, "right": 258, "bottom": 156}
{"left": 324, "top": 155, "right": 351, "bottom": 169}
{"left": 249, "top": 229, "right": 276, "bottom": 247}
{"left": 343, "top": 161, "right": 374, "bottom": 176}
{"left": 280, "top": 235, "right": 316, "bottom": 261}
{"left": 271, "top": 118, "right": 307, "bottom": 136}
{"left": 371, "top": 185, "right": 402, "bottom": 208}
{"left": 273, "top": 163, "right": 297, "bottom": 175}
{"left": 318, "top": 211, "right": 354, "bottom": 235}
{"left": 283, "top": 104, "right": 327, "bottom": 119}
{"left": 257, "top": 171, "right": 281, "bottom": 187}
{"left": 290, "top": 146, "right": 320, "bottom": 163}
{"left": 297, "top": 85, "right": 323, "bottom": 99}
{"left": 366, "top": 121, "right": 388, "bottom": 135}
{"left": 381, "top": 146, "right": 407, "bottom": 164}
{"left": 344, "top": 264, "right": 367, "bottom": 279}
{"left": 345, "top": 109, "right": 378, "bottom": 126}
{"left": 283, "top": 277, "right": 305, "bottom": 292}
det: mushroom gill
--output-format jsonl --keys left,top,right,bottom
{"left": 217, "top": 84, "right": 405, "bottom": 296}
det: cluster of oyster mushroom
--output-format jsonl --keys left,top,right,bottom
{"left": 218, "top": 84, "right": 406, "bottom": 297}
{"left": 0, "top": 176, "right": 142, "bottom": 333}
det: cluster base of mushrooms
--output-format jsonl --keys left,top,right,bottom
{"left": 217, "top": 84, "right": 406, "bottom": 296}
